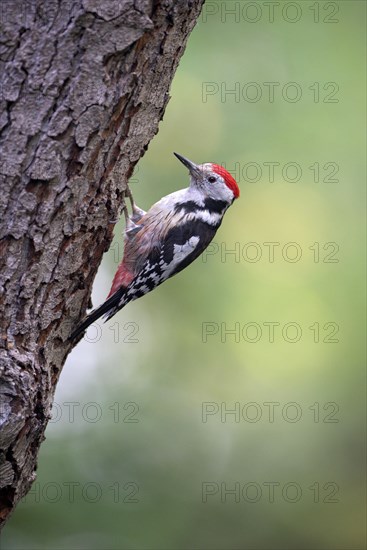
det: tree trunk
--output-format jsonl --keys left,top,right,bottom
{"left": 0, "top": 0, "right": 204, "bottom": 528}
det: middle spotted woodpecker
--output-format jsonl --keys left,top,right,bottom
{"left": 71, "top": 153, "right": 240, "bottom": 340}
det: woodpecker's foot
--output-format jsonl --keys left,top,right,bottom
{"left": 123, "top": 204, "right": 141, "bottom": 236}
{"left": 125, "top": 186, "right": 146, "bottom": 223}
{"left": 131, "top": 205, "right": 146, "bottom": 223}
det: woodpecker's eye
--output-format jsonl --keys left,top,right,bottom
{"left": 208, "top": 176, "right": 217, "bottom": 183}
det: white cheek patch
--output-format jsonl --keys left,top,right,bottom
{"left": 182, "top": 211, "right": 222, "bottom": 226}
{"left": 194, "top": 210, "right": 222, "bottom": 226}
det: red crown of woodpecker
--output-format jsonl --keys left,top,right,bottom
{"left": 211, "top": 164, "right": 240, "bottom": 198}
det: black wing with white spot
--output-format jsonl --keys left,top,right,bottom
{"left": 104, "top": 219, "right": 220, "bottom": 320}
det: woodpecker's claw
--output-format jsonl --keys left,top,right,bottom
{"left": 123, "top": 204, "right": 141, "bottom": 237}
{"left": 125, "top": 186, "right": 146, "bottom": 223}
{"left": 131, "top": 205, "right": 146, "bottom": 223}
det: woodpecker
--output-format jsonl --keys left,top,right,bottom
{"left": 71, "top": 153, "right": 240, "bottom": 340}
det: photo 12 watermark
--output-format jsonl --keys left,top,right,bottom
{"left": 201, "top": 401, "right": 340, "bottom": 423}
{"left": 201, "top": 2, "right": 340, "bottom": 25}
{"left": 201, "top": 242, "right": 340, "bottom": 264}
{"left": 213, "top": 161, "right": 340, "bottom": 184}
{"left": 201, "top": 481, "right": 340, "bottom": 503}
{"left": 202, "top": 81, "right": 339, "bottom": 103}
{"left": 22, "top": 481, "right": 139, "bottom": 504}
{"left": 49, "top": 401, "right": 140, "bottom": 424}
{"left": 201, "top": 321, "right": 340, "bottom": 343}
{"left": 67, "top": 319, "right": 140, "bottom": 343}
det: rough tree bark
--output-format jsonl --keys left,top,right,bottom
{"left": 0, "top": 0, "right": 204, "bottom": 529}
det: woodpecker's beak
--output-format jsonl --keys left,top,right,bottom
{"left": 174, "top": 152, "right": 201, "bottom": 178}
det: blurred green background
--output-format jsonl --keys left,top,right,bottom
{"left": 4, "top": 2, "right": 366, "bottom": 549}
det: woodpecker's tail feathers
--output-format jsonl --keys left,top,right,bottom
{"left": 70, "top": 287, "right": 126, "bottom": 341}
